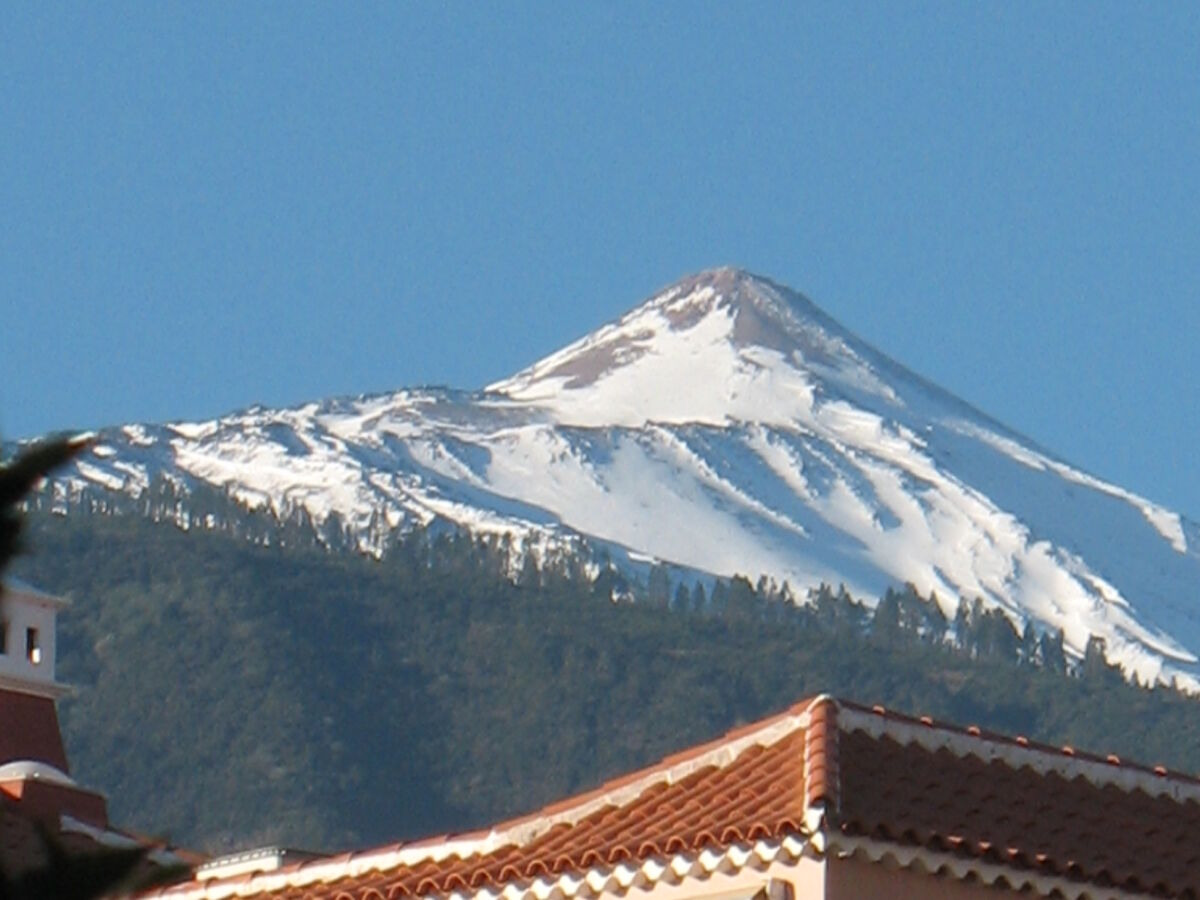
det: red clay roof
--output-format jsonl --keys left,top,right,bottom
{"left": 145, "top": 695, "right": 1200, "bottom": 900}
{"left": 830, "top": 700, "right": 1200, "bottom": 897}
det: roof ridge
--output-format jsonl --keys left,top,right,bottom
{"left": 801, "top": 695, "right": 837, "bottom": 811}
{"left": 798, "top": 694, "right": 838, "bottom": 840}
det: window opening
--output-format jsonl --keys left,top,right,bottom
{"left": 25, "top": 628, "right": 40, "bottom": 665}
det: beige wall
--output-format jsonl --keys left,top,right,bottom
{"left": 596, "top": 856, "right": 826, "bottom": 900}
{"left": 826, "top": 856, "right": 1014, "bottom": 899}
{"left": 594, "top": 850, "right": 1022, "bottom": 900}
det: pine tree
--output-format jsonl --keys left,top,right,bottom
{"left": 690, "top": 582, "right": 707, "bottom": 615}
{"left": 952, "top": 599, "right": 972, "bottom": 652}
{"left": 1082, "top": 634, "right": 1118, "bottom": 684}
{"left": 871, "top": 588, "right": 903, "bottom": 645}
{"left": 672, "top": 581, "right": 691, "bottom": 611}
{"left": 1039, "top": 628, "right": 1067, "bottom": 674}
{"left": 724, "top": 575, "right": 759, "bottom": 624}
{"left": 647, "top": 564, "right": 671, "bottom": 608}
{"left": 1019, "top": 620, "right": 1039, "bottom": 666}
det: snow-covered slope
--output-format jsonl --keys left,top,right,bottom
{"left": 44, "top": 268, "right": 1200, "bottom": 687}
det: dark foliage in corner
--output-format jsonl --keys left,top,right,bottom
{"left": 0, "top": 436, "right": 164, "bottom": 900}
{"left": 0, "top": 436, "right": 88, "bottom": 578}
{"left": 2, "top": 828, "right": 148, "bottom": 900}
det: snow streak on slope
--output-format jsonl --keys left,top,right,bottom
{"left": 46, "top": 268, "right": 1200, "bottom": 689}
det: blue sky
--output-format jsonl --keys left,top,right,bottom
{"left": 3, "top": 4, "right": 1199, "bottom": 519}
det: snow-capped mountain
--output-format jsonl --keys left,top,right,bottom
{"left": 43, "top": 268, "right": 1200, "bottom": 687}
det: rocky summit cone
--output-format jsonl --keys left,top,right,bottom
{"left": 36, "top": 269, "right": 1200, "bottom": 689}
{"left": 493, "top": 267, "right": 842, "bottom": 395}
{"left": 490, "top": 268, "right": 904, "bottom": 429}
{"left": 490, "top": 268, "right": 996, "bottom": 435}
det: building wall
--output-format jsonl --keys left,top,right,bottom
{"left": 620, "top": 853, "right": 1018, "bottom": 900}
{"left": 826, "top": 855, "right": 1015, "bottom": 898}
{"left": 0, "top": 691, "right": 69, "bottom": 770}
{"left": 595, "top": 855, "right": 826, "bottom": 900}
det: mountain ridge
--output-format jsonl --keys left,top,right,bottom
{"left": 33, "top": 268, "right": 1200, "bottom": 689}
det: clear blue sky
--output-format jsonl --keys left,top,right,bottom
{"left": 3, "top": 4, "right": 1199, "bottom": 519}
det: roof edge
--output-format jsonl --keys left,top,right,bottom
{"left": 145, "top": 836, "right": 814, "bottom": 900}
{"left": 839, "top": 702, "right": 1200, "bottom": 804}
{"left": 2, "top": 579, "right": 70, "bottom": 608}
{"left": 497, "top": 698, "right": 817, "bottom": 851}
{"left": 60, "top": 814, "right": 191, "bottom": 869}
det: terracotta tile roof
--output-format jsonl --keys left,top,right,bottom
{"left": 829, "top": 700, "right": 1200, "bottom": 897}
{"left": 145, "top": 695, "right": 1200, "bottom": 900}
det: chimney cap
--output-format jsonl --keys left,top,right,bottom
{"left": 0, "top": 759, "right": 76, "bottom": 787}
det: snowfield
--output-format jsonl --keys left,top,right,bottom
{"left": 45, "top": 268, "right": 1200, "bottom": 689}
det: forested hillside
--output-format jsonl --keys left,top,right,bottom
{"left": 14, "top": 510, "right": 1200, "bottom": 854}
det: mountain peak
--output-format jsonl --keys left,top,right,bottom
{"left": 488, "top": 267, "right": 887, "bottom": 425}
{"left": 660, "top": 265, "right": 768, "bottom": 302}
{"left": 489, "top": 267, "right": 831, "bottom": 386}
{"left": 647, "top": 266, "right": 838, "bottom": 355}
